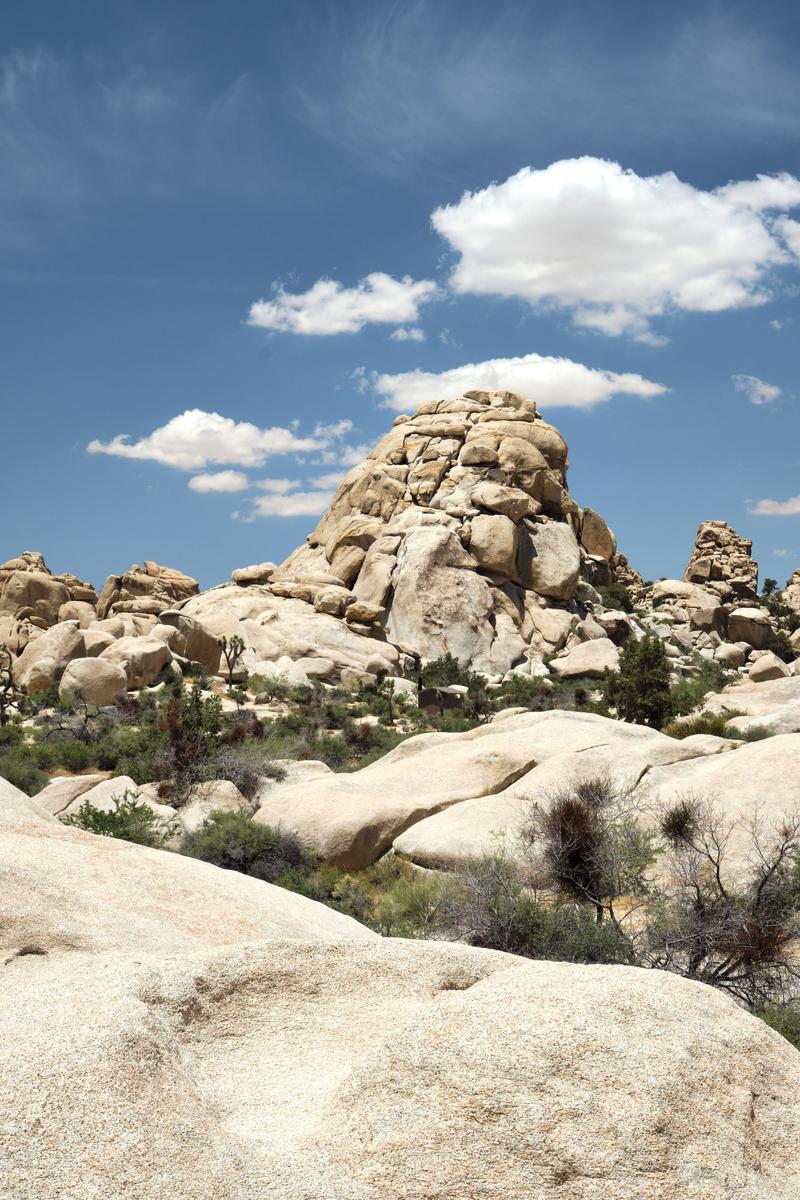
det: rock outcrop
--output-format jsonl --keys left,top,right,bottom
{"left": 96, "top": 560, "right": 199, "bottom": 618}
{"left": 683, "top": 520, "right": 758, "bottom": 602}
{"left": 5, "top": 779, "right": 800, "bottom": 1200}
{"left": 189, "top": 391, "right": 622, "bottom": 679}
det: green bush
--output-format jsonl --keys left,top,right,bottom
{"left": 662, "top": 712, "right": 737, "bottom": 739}
{"left": 182, "top": 810, "right": 310, "bottom": 883}
{"left": 0, "top": 745, "right": 49, "bottom": 796}
{"left": 597, "top": 581, "right": 634, "bottom": 613}
{"left": 602, "top": 635, "right": 673, "bottom": 728}
{"left": 757, "top": 1004, "right": 800, "bottom": 1050}
{"left": 62, "top": 789, "right": 176, "bottom": 848}
{"left": 766, "top": 630, "right": 796, "bottom": 664}
{"left": 669, "top": 658, "right": 732, "bottom": 718}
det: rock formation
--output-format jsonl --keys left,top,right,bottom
{"left": 5, "top": 777, "right": 800, "bottom": 1199}
{"left": 783, "top": 568, "right": 800, "bottom": 614}
{"left": 184, "top": 390, "right": 621, "bottom": 680}
{"left": 683, "top": 519, "right": 758, "bottom": 601}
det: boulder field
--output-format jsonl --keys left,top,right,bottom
{"left": 4, "top": 778, "right": 800, "bottom": 1200}
{"left": 2, "top": 391, "right": 799, "bottom": 694}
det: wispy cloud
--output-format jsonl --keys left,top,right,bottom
{"left": 369, "top": 352, "right": 667, "bottom": 413}
{"left": 188, "top": 470, "right": 250, "bottom": 493}
{"left": 772, "top": 547, "right": 795, "bottom": 557}
{"left": 750, "top": 496, "right": 800, "bottom": 516}
{"left": 732, "top": 374, "right": 784, "bottom": 406}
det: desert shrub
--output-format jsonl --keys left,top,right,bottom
{"left": 62, "top": 789, "right": 177, "bottom": 848}
{"left": 597, "top": 581, "right": 634, "bottom": 613}
{"left": 766, "top": 630, "right": 796, "bottom": 664}
{"left": 277, "top": 853, "right": 449, "bottom": 937}
{"left": 602, "top": 635, "right": 674, "bottom": 728}
{"left": 0, "top": 742, "right": 49, "bottom": 796}
{"left": 441, "top": 853, "right": 635, "bottom": 964}
{"left": 662, "top": 712, "right": 738, "bottom": 740}
{"left": 182, "top": 810, "right": 310, "bottom": 882}
{"left": 758, "top": 1004, "right": 800, "bottom": 1050}
{"left": 669, "top": 658, "right": 732, "bottom": 718}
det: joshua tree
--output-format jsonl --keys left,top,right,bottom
{"left": 220, "top": 634, "right": 246, "bottom": 685}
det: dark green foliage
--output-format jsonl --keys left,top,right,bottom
{"left": 602, "top": 635, "right": 673, "bottom": 728}
{"left": 662, "top": 712, "right": 738, "bottom": 740}
{"left": 762, "top": 591, "right": 800, "bottom": 633}
{"left": 762, "top": 579, "right": 778, "bottom": 597}
{"left": 182, "top": 810, "right": 309, "bottom": 882}
{"left": 411, "top": 652, "right": 486, "bottom": 695}
{"left": 757, "top": 1004, "right": 800, "bottom": 1051}
{"left": 766, "top": 630, "right": 796, "bottom": 664}
{"left": 669, "top": 658, "right": 733, "bottom": 718}
{"left": 597, "top": 581, "right": 634, "bottom": 613}
{"left": 0, "top": 743, "right": 49, "bottom": 795}
{"left": 62, "top": 789, "right": 176, "bottom": 848}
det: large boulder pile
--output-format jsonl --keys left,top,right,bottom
{"left": 187, "top": 390, "right": 623, "bottom": 680}
{"left": 783, "top": 568, "right": 800, "bottom": 614}
{"left": 96, "top": 559, "right": 199, "bottom": 618}
{"left": 4, "top": 778, "right": 800, "bottom": 1199}
{"left": 683, "top": 519, "right": 759, "bottom": 602}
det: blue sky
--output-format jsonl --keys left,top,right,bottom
{"left": 2, "top": 0, "right": 799, "bottom": 589}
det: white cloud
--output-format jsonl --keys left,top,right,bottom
{"left": 248, "top": 273, "right": 438, "bottom": 335}
{"left": 389, "top": 326, "right": 425, "bottom": 342}
{"left": 245, "top": 489, "right": 335, "bottom": 519}
{"left": 87, "top": 409, "right": 323, "bottom": 470}
{"left": 370, "top": 352, "right": 667, "bottom": 413}
{"left": 311, "top": 471, "right": 346, "bottom": 489}
{"left": 254, "top": 477, "right": 302, "bottom": 493}
{"left": 188, "top": 470, "right": 249, "bottom": 493}
{"left": 319, "top": 441, "right": 371, "bottom": 467}
{"left": 431, "top": 158, "right": 800, "bottom": 341}
{"left": 313, "top": 418, "right": 353, "bottom": 439}
{"left": 750, "top": 496, "right": 800, "bottom": 516}
{"left": 772, "top": 548, "right": 795, "bottom": 557}
{"left": 732, "top": 374, "right": 783, "bottom": 406}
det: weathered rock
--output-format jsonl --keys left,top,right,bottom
{"left": 33, "top": 774, "right": 108, "bottom": 816}
{"left": 783, "top": 568, "right": 800, "bottom": 614}
{"left": 157, "top": 610, "right": 221, "bottom": 675}
{"left": 550, "top": 637, "right": 620, "bottom": 678}
{"left": 651, "top": 579, "right": 718, "bottom": 610}
{"left": 178, "top": 779, "right": 254, "bottom": 835}
{"left": 749, "top": 651, "right": 791, "bottom": 683}
{"left": 0, "top": 569, "right": 69, "bottom": 627}
{"left": 467, "top": 513, "right": 518, "bottom": 579}
{"left": 58, "top": 657, "right": 128, "bottom": 706}
{"left": 57, "top": 600, "right": 96, "bottom": 628}
{"left": 231, "top": 562, "right": 277, "bottom": 585}
{"left": 516, "top": 520, "right": 580, "bottom": 600}
{"left": 580, "top": 507, "right": 616, "bottom": 559}
{"left": 5, "top": 780, "right": 800, "bottom": 1199}
{"left": 12, "top": 620, "right": 84, "bottom": 691}
{"left": 96, "top": 561, "right": 198, "bottom": 619}
{"left": 727, "top": 606, "right": 773, "bottom": 649}
{"left": 99, "top": 635, "right": 172, "bottom": 688}
{"left": 684, "top": 520, "right": 759, "bottom": 601}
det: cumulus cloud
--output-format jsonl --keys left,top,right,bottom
{"left": 431, "top": 158, "right": 800, "bottom": 341}
{"left": 248, "top": 273, "right": 438, "bottom": 335}
{"left": 311, "top": 471, "right": 346, "bottom": 489}
{"left": 389, "top": 326, "right": 425, "bottom": 342}
{"left": 732, "top": 374, "right": 783, "bottom": 405}
{"left": 370, "top": 352, "right": 667, "bottom": 413}
{"left": 750, "top": 496, "right": 800, "bottom": 516}
{"left": 188, "top": 470, "right": 250, "bottom": 493}
{"left": 244, "top": 489, "right": 336, "bottom": 520}
{"left": 87, "top": 409, "right": 323, "bottom": 471}
{"left": 254, "top": 477, "right": 302, "bottom": 493}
